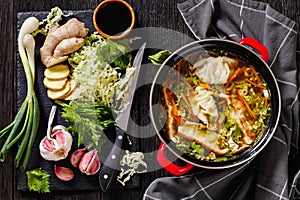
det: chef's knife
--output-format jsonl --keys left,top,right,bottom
{"left": 99, "top": 43, "right": 146, "bottom": 192}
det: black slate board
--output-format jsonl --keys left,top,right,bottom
{"left": 16, "top": 10, "right": 140, "bottom": 191}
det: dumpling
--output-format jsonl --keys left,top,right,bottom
{"left": 227, "top": 98, "right": 256, "bottom": 144}
{"left": 193, "top": 56, "right": 235, "bottom": 84}
{"left": 189, "top": 86, "right": 218, "bottom": 129}
{"left": 177, "top": 121, "right": 229, "bottom": 155}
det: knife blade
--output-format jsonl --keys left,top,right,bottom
{"left": 99, "top": 43, "right": 146, "bottom": 192}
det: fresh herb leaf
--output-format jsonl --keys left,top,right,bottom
{"left": 113, "top": 52, "right": 132, "bottom": 71}
{"left": 148, "top": 50, "right": 172, "bottom": 65}
{"left": 26, "top": 168, "right": 50, "bottom": 193}
{"left": 96, "top": 39, "right": 130, "bottom": 70}
{"left": 56, "top": 100, "right": 115, "bottom": 151}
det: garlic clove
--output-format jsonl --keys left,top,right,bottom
{"left": 52, "top": 125, "right": 66, "bottom": 133}
{"left": 54, "top": 165, "right": 74, "bottom": 181}
{"left": 70, "top": 148, "right": 86, "bottom": 168}
{"left": 42, "top": 137, "right": 55, "bottom": 152}
{"left": 61, "top": 130, "right": 73, "bottom": 156}
{"left": 85, "top": 152, "right": 101, "bottom": 175}
{"left": 53, "top": 131, "right": 65, "bottom": 145}
{"left": 79, "top": 149, "right": 101, "bottom": 175}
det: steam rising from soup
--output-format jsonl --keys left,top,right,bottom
{"left": 160, "top": 50, "right": 271, "bottom": 162}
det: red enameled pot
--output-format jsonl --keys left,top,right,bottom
{"left": 149, "top": 38, "right": 281, "bottom": 175}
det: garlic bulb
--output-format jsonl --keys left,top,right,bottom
{"left": 40, "top": 126, "right": 73, "bottom": 161}
{"left": 39, "top": 106, "right": 73, "bottom": 161}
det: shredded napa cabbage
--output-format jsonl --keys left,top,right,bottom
{"left": 32, "top": 7, "right": 68, "bottom": 36}
{"left": 69, "top": 33, "right": 135, "bottom": 113}
{"left": 117, "top": 150, "right": 147, "bottom": 186}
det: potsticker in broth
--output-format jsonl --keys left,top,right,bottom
{"left": 160, "top": 50, "right": 271, "bottom": 162}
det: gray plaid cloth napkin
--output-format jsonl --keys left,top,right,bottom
{"left": 143, "top": 0, "right": 299, "bottom": 199}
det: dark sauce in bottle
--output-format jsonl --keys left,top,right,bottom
{"left": 95, "top": 2, "right": 132, "bottom": 36}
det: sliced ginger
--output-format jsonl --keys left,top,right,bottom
{"left": 43, "top": 77, "right": 68, "bottom": 91}
{"left": 47, "top": 80, "right": 71, "bottom": 100}
{"left": 61, "top": 79, "right": 77, "bottom": 100}
{"left": 44, "top": 64, "right": 70, "bottom": 80}
{"left": 40, "top": 18, "right": 89, "bottom": 67}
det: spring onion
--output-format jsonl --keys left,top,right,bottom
{"left": 0, "top": 16, "right": 40, "bottom": 170}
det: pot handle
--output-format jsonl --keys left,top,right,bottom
{"left": 239, "top": 38, "right": 269, "bottom": 63}
{"left": 157, "top": 143, "right": 194, "bottom": 176}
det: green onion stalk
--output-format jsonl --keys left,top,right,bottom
{"left": 0, "top": 17, "right": 40, "bottom": 170}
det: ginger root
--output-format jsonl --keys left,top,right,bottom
{"left": 54, "top": 37, "right": 85, "bottom": 57}
{"left": 40, "top": 18, "right": 89, "bottom": 67}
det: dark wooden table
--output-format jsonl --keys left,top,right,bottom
{"left": 0, "top": 0, "right": 299, "bottom": 199}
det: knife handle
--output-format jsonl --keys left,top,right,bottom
{"left": 99, "top": 126, "right": 125, "bottom": 192}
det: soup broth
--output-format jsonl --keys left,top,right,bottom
{"left": 160, "top": 49, "right": 271, "bottom": 162}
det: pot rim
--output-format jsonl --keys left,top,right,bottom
{"left": 149, "top": 38, "right": 282, "bottom": 169}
